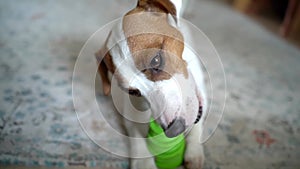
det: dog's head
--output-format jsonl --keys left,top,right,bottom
{"left": 96, "top": 0, "right": 204, "bottom": 138}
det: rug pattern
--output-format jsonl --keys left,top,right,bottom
{"left": 0, "top": 0, "right": 300, "bottom": 169}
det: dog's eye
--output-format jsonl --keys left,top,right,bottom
{"left": 150, "top": 53, "right": 163, "bottom": 72}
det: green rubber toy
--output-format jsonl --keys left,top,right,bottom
{"left": 147, "top": 118, "right": 186, "bottom": 169}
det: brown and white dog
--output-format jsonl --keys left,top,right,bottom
{"left": 96, "top": 0, "right": 207, "bottom": 168}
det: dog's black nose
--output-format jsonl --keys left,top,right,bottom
{"left": 164, "top": 117, "right": 186, "bottom": 138}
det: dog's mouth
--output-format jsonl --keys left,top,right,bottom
{"left": 127, "top": 87, "right": 203, "bottom": 137}
{"left": 194, "top": 105, "right": 203, "bottom": 124}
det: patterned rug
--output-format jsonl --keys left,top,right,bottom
{"left": 0, "top": 0, "right": 299, "bottom": 169}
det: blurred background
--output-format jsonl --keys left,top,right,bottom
{"left": 0, "top": 0, "right": 299, "bottom": 169}
{"left": 223, "top": 0, "right": 300, "bottom": 47}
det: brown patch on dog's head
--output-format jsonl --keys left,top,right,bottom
{"left": 123, "top": 3, "right": 187, "bottom": 82}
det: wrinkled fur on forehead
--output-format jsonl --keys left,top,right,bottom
{"left": 123, "top": 10, "right": 182, "bottom": 42}
{"left": 123, "top": 0, "right": 184, "bottom": 53}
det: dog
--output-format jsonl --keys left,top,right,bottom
{"left": 95, "top": 0, "right": 207, "bottom": 168}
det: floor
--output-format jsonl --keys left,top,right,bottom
{"left": 220, "top": 0, "right": 300, "bottom": 48}
{"left": 0, "top": 0, "right": 300, "bottom": 169}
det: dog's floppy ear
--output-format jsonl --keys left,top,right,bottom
{"left": 138, "top": 0, "right": 179, "bottom": 22}
{"left": 95, "top": 47, "right": 115, "bottom": 96}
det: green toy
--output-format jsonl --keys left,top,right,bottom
{"left": 147, "top": 118, "right": 186, "bottom": 169}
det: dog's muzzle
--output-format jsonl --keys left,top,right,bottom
{"left": 163, "top": 117, "right": 186, "bottom": 138}
{"left": 128, "top": 88, "right": 203, "bottom": 137}
{"left": 162, "top": 105, "right": 202, "bottom": 138}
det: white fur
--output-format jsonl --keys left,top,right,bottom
{"left": 106, "top": 21, "right": 152, "bottom": 93}
{"left": 148, "top": 73, "right": 200, "bottom": 126}
{"left": 182, "top": 44, "right": 208, "bottom": 117}
{"left": 170, "top": 0, "right": 182, "bottom": 18}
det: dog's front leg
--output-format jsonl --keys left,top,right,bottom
{"left": 122, "top": 95, "right": 157, "bottom": 169}
{"left": 124, "top": 119, "right": 157, "bottom": 169}
{"left": 184, "top": 122, "right": 205, "bottom": 169}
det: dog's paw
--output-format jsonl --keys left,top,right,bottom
{"left": 131, "top": 158, "right": 157, "bottom": 169}
{"left": 184, "top": 143, "right": 204, "bottom": 169}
